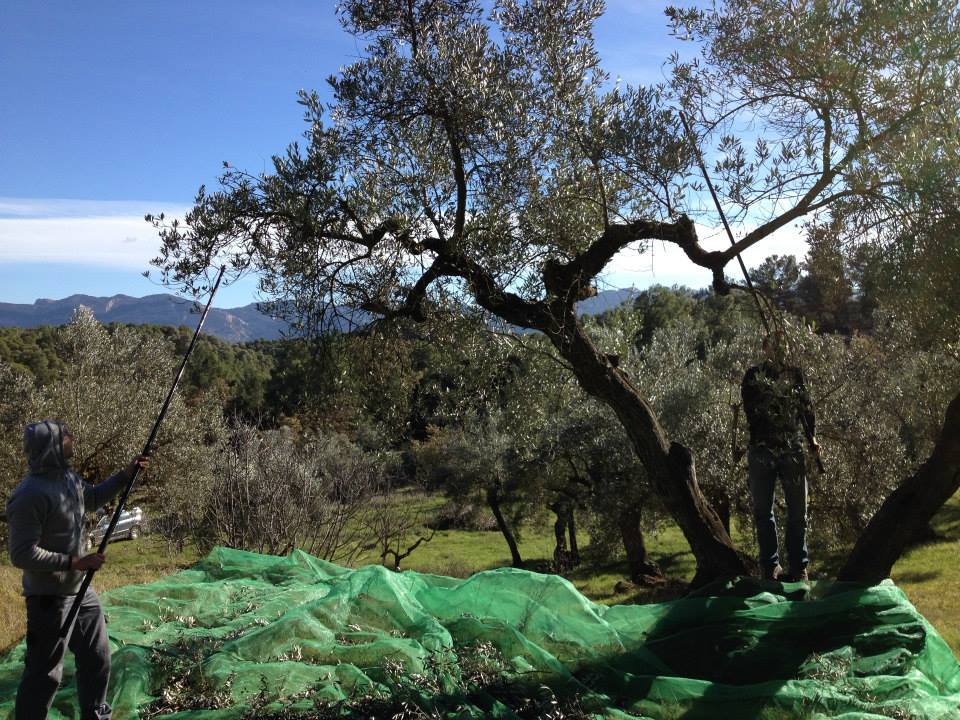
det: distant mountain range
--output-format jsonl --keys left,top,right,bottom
{"left": 0, "top": 294, "right": 288, "bottom": 342}
{"left": 575, "top": 287, "right": 641, "bottom": 316}
{"left": 0, "top": 288, "right": 641, "bottom": 343}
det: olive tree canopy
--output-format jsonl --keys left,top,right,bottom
{"left": 153, "top": 0, "right": 960, "bottom": 583}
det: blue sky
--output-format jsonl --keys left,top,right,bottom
{"left": 0, "top": 1, "right": 805, "bottom": 308}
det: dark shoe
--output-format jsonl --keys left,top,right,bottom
{"left": 786, "top": 568, "right": 809, "bottom": 583}
{"left": 81, "top": 704, "right": 113, "bottom": 720}
{"left": 762, "top": 563, "right": 783, "bottom": 581}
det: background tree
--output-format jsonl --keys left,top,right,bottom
{"left": 0, "top": 310, "right": 226, "bottom": 549}
{"left": 0, "top": 364, "right": 40, "bottom": 543}
{"left": 414, "top": 417, "right": 535, "bottom": 567}
{"left": 0, "top": 327, "right": 64, "bottom": 386}
{"left": 43, "top": 309, "right": 225, "bottom": 503}
{"left": 185, "top": 426, "right": 386, "bottom": 561}
{"left": 152, "top": 0, "right": 960, "bottom": 583}
{"left": 553, "top": 395, "right": 667, "bottom": 582}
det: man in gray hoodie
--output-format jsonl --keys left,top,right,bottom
{"left": 6, "top": 419, "right": 148, "bottom": 720}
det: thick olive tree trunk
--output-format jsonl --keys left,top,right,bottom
{"left": 839, "top": 390, "right": 960, "bottom": 583}
{"left": 547, "top": 318, "right": 754, "bottom": 585}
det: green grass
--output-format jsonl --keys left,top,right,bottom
{"left": 3, "top": 493, "right": 959, "bottom": 660}
{"left": 890, "top": 495, "right": 960, "bottom": 653}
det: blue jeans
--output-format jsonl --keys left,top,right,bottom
{"left": 15, "top": 588, "right": 112, "bottom": 720}
{"left": 748, "top": 445, "right": 808, "bottom": 573}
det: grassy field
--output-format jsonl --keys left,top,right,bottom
{"left": 889, "top": 497, "right": 960, "bottom": 653}
{"left": 2, "top": 493, "right": 958, "bottom": 658}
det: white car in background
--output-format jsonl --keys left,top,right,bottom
{"left": 88, "top": 506, "right": 145, "bottom": 548}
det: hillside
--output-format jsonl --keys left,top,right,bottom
{"left": 0, "top": 294, "right": 287, "bottom": 342}
{"left": 0, "top": 288, "right": 643, "bottom": 342}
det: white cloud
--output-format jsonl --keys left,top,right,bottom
{"left": 0, "top": 198, "right": 813, "bottom": 294}
{"left": 0, "top": 197, "right": 182, "bottom": 219}
{"left": 0, "top": 198, "right": 189, "bottom": 269}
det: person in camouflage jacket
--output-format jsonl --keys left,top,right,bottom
{"left": 741, "top": 334, "right": 821, "bottom": 582}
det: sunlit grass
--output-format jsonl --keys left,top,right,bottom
{"left": 890, "top": 493, "right": 960, "bottom": 653}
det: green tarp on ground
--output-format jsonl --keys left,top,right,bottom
{"left": 2, "top": 547, "right": 959, "bottom": 719}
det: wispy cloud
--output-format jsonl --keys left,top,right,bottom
{"left": 0, "top": 198, "right": 188, "bottom": 269}
{"left": 0, "top": 197, "right": 183, "bottom": 219}
{"left": 0, "top": 198, "right": 811, "bottom": 296}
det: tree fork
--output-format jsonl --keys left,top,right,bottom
{"left": 454, "top": 224, "right": 756, "bottom": 583}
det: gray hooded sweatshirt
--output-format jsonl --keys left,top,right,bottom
{"left": 6, "top": 420, "right": 128, "bottom": 596}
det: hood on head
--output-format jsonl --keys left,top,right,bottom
{"left": 23, "top": 420, "right": 69, "bottom": 474}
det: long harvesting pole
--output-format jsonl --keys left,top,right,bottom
{"left": 60, "top": 266, "right": 227, "bottom": 638}
{"left": 679, "top": 112, "right": 824, "bottom": 475}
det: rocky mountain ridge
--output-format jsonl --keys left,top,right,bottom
{"left": 0, "top": 288, "right": 642, "bottom": 342}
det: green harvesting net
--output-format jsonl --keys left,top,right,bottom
{"left": 2, "top": 547, "right": 959, "bottom": 719}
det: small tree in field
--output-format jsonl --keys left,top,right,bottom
{"left": 414, "top": 417, "right": 538, "bottom": 568}
{"left": 153, "top": 0, "right": 960, "bottom": 583}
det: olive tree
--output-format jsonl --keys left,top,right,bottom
{"left": 188, "top": 426, "right": 385, "bottom": 561}
{"left": 549, "top": 390, "right": 668, "bottom": 581}
{"left": 153, "top": 0, "right": 960, "bottom": 583}
{"left": 414, "top": 414, "right": 541, "bottom": 568}
{"left": 42, "top": 309, "right": 226, "bottom": 508}
{"left": 409, "top": 317, "right": 565, "bottom": 567}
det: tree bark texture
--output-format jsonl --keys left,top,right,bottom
{"left": 487, "top": 485, "right": 523, "bottom": 568}
{"left": 839, "top": 390, "right": 960, "bottom": 583}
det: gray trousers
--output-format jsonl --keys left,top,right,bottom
{"left": 15, "top": 588, "right": 112, "bottom": 720}
{"left": 748, "top": 445, "right": 809, "bottom": 573}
